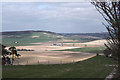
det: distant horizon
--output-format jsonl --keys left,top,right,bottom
{"left": 1, "top": 29, "right": 108, "bottom": 34}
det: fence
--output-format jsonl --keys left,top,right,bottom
{"left": 13, "top": 59, "right": 77, "bottom": 65}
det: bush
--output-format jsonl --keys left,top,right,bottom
{"left": 103, "top": 48, "right": 111, "bottom": 57}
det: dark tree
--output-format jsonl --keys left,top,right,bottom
{"left": 1, "top": 44, "right": 11, "bottom": 65}
{"left": 9, "top": 46, "right": 18, "bottom": 65}
{"left": 91, "top": 0, "right": 120, "bottom": 79}
{"left": 1, "top": 44, "right": 21, "bottom": 65}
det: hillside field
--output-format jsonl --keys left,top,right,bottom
{"left": 1, "top": 31, "right": 105, "bottom": 46}
{"left": 57, "top": 47, "right": 105, "bottom": 53}
{"left": 2, "top": 32, "right": 64, "bottom": 46}
{"left": 2, "top": 31, "right": 108, "bottom": 65}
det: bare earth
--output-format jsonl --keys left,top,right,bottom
{"left": 10, "top": 39, "right": 106, "bottom": 65}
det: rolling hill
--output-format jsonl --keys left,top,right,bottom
{"left": 1, "top": 30, "right": 66, "bottom": 46}
{"left": 1, "top": 30, "right": 107, "bottom": 46}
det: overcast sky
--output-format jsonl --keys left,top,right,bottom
{"left": 2, "top": 2, "right": 107, "bottom": 33}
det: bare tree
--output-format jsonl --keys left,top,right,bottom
{"left": 91, "top": 0, "right": 120, "bottom": 79}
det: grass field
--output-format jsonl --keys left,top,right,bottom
{"left": 2, "top": 32, "right": 62, "bottom": 46}
{"left": 67, "top": 37, "right": 99, "bottom": 43}
{"left": 57, "top": 47, "right": 105, "bottom": 53}
{"left": 2, "top": 31, "right": 101, "bottom": 46}
{"left": 2, "top": 56, "right": 117, "bottom": 78}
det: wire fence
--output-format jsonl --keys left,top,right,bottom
{"left": 12, "top": 59, "right": 78, "bottom": 65}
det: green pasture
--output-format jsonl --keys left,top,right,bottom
{"left": 57, "top": 47, "right": 105, "bottom": 53}
{"left": 2, "top": 32, "right": 100, "bottom": 46}
{"left": 2, "top": 32, "right": 62, "bottom": 46}
{"left": 2, "top": 56, "right": 117, "bottom": 78}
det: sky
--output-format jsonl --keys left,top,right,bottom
{"left": 2, "top": 2, "right": 107, "bottom": 33}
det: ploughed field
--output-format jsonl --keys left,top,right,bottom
{"left": 5, "top": 39, "right": 106, "bottom": 65}
{"left": 3, "top": 31, "right": 107, "bottom": 65}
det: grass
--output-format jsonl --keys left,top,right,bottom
{"left": 2, "top": 32, "right": 61, "bottom": 46}
{"left": 67, "top": 36, "right": 99, "bottom": 43}
{"left": 58, "top": 47, "right": 106, "bottom": 53}
{"left": 2, "top": 56, "right": 117, "bottom": 78}
{"left": 2, "top": 32, "right": 100, "bottom": 46}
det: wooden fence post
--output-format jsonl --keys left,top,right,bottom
{"left": 18, "top": 61, "right": 19, "bottom": 65}
{"left": 38, "top": 60, "right": 39, "bottom": 65}
{"left": 27, "top": 60, "right": 28, "bottom": 65}
{"left": 48, "top": 60, "right": 49, "bottom": 64}
{"left": 73, "top": 59, "right": 74, "bottom": 63}
{"left": 60, "top": 60, "right": 62, "bottom": 64}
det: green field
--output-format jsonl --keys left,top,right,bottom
{"left": 57, "top": 47, "right": 106, "bottom": 53}
{"left": 2, "top": 31, "right": 101, "bottom": 46}
{"left": 67, "top": 37, "right": 99, "bottom": 43}
{"left": 2, "top": 32, "right": 65, "bottom": 46}
{"left": 2, "top": 56, "right": 117, "bottom": 78}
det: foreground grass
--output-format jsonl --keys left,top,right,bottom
{"left": 2, "top": 56, "right": 117, "bottom": 78}
{"left": 58, "top": 47, "right": 105, "bottom": 53}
